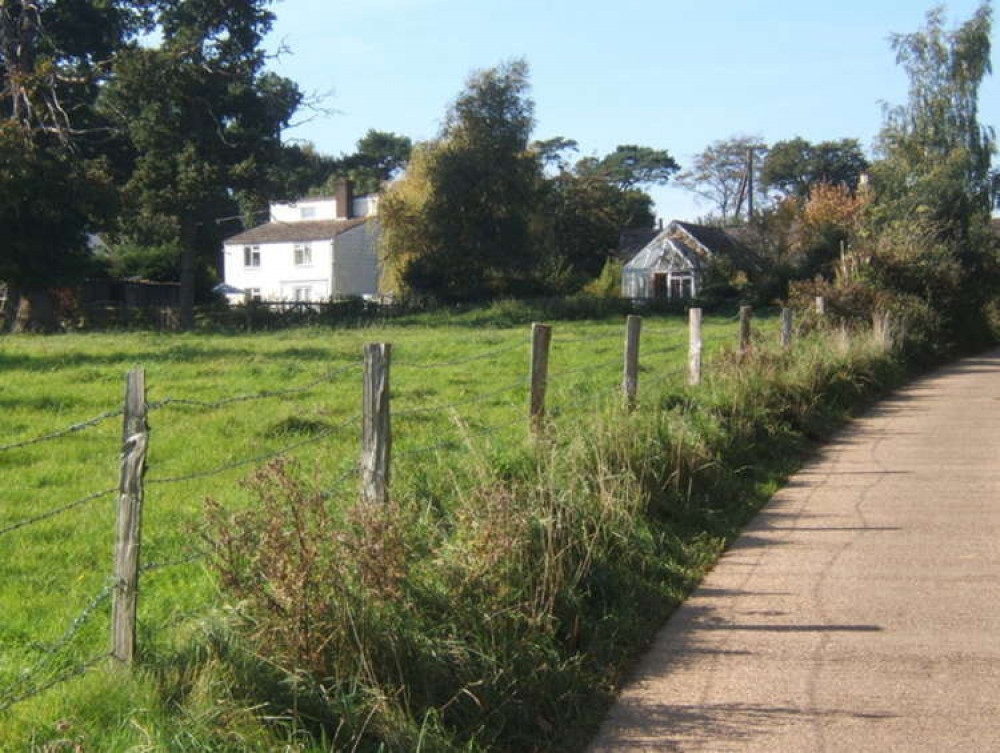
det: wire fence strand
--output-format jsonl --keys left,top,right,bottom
{"left": 0, "top": 409, "right": 124, "bottom": 455}
{"left": 0, "top": 652, "right": 111, "bottom": 714}
{"left": 147, "top": 413, "right": 360, "bottom": 486}
{"left": 394, "top": 340, "right": 525, "bottom": 370}
{"left": 394, "top": 380, "right": 527, "bottom": 419}
{"left": 0, "top": 487, "right": 117, "bottom": 539}
{"left": 148, "top": 362, "right": 362, "bottom": 412}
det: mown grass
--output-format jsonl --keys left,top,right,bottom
{"left": 0, "top": 304, "right": 757, "bottom": 750}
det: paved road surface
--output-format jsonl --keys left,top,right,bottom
{"left": 591, "top": 350, "right": 1000, "bottom": 752}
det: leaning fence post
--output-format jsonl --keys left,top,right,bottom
{"left": 623, "top": 315, "right": 641, "bottom": 410}
{"left": 688, "top": 308, "right": 703, "bottom": 386}
{"left": 739, "top": 305, "right": 752, "bottom": 361}
{"left": 781, "top": 307, "right": 793, "bottom": 349}
{"left": 361, "top": 343, "right": 392, "bottom": 506}
{"left": 530, "top": 323, "right": 552, "bottom": 431}
{"left": 112, "top": 368, "right": 149, "bottom": 664}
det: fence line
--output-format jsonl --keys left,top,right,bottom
{"left": 148, "top": 362, "right": 363, "bottom": 411}
{"left": 394, "top": 380, "right": 527, "bottom": 419}
{"left": 394, "top": 340, "right": 525, "bottom": 370}
{"left": 146, "top": 413, "right": 361, "bottom": 486}
{"left": 0, "top": 409, "right": 124, "bottom": 454}
{"left": 2, "top": 308, "right": 787, "bottom": 710}
{"left": 0, "top": 486, "right": 117, "bottom": 539}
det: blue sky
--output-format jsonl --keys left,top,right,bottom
{"left": 264, "top": 0, "right": 999, "bottom": 220}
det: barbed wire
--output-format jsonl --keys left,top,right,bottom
{"left": 394, "top": 380, "right": 526, "bottom": 419}
{"left": 547, "top": 355, "right": 622, "bottom": 379}
{"left": 146, "top": 413, "right": 360, "bottom": 486}
{"left": 0, "top": 409, "right": 124, "bottom": 455}
{"left": 0, "top": 652, "right": 111, "bottom": 714}
{"left": 550, "top": 330, "right": 625, "bottom": 345}
{"left": 394, "top": 340, "right": 525, "bottom": 370}
{"left": 35, "top": 580, "right": 116, "bottom": 658}
{"left": 0, "top": 580, "right": 118, "bottom": 713}
{"left": 0, "top": 486, "right": 117, "bottom": 539}
{"left": 319, "top": 462, "right": 362, "bottom": 499}
{"left": 148, "top": 362, "right": 362, "bottom": 412}
{"left": 139, "top": 551, "right": 207, "bottom": 574}
{"left": 395, "top": 413, "right": 525, "bottom": 460}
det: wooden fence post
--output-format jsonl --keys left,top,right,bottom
{"left": 529, "top": 323, "right": 552, "bottom": 431}
{"left": 739, "top": 305, "right": 752, "bottom": 360}
{"left": 816, "top": 296, "right": 826, "bottom": 316}
{"left": 112, "top": 368, "right": 149, "bottom": 664}
{"left": 361, "top": 343, "right": 392, "bottom": 506}
{"left": 244, "top": 291, "right": 253, "bottom": 333}
{"left": 781, "top": 307, "right": 793, "bottom": 349}
{"left": 688, "top": 308, "right": 703, "bottom": 386}
{"left": 623, "top": 315, "right": 641, "bottom": 410}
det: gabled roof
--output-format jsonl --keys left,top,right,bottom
{"left": 615, "top": 228, "right": 659, "bottom": 262}
{"left": 225, "top": 217, "right": 370, "bottom": 245}
{"left": 623, "top": 233, "right": 700, "bottom": 272}
{"left": 670, "top": 221, "right": 765, "bottom": 274}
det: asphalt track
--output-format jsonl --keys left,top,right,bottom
{"left": 591, "top": 349, "right": 1000, "bottom": 752}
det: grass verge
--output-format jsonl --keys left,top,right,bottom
{"left": 0, "top": 311, "right": 911, "bottom": 751}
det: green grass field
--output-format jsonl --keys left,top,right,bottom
{"left": 1, "top": 306, "right": 755, "bottom": 746}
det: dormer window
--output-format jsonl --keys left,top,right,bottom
{"left": 300, "top": 206, "right": 316, "bottom": 219}
{"left": 294, "top": 242, "right": 312, "bottom": 266}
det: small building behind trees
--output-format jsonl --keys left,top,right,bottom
{"left": 621, "top": 220, "right": 762, "bottom": 300}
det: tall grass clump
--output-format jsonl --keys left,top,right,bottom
{"left": 167, "top": 319, "right": 908, "bottom": 752}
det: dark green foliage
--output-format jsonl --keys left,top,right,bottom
{"left": 761, "top": 137, "right": 869, "bottom": 198}
{"left": 382, "top": 59, "right": 544, "bottom": 301}
{"left": 574, "top": 144, "right": 680, "bottom": 190}
{"left": 861, "top": 2, "right": 998, "bottom": 349}
{"left": 100, "top": 0, "right": 303, "bottom": 328}
{"left": 307, "top": 129, "right": 413, "bottom": 197}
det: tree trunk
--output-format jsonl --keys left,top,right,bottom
{"left": 179, "top": 219, "right": 197, "bottom": 331}
{"left": 13, "top": 288, "right": 60, "bottom": 333}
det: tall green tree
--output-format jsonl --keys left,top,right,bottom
{"left": 762, "top": 137, "right": 869, "bottom": 198}
{"left": 381, "top": 59, "right": 541, "bottom": 300}
{"left": 676, "top": 135, "right": 768, "bottom": 223}
{"left": 308, "top": 129, "right": 412, "bottom": 197}
{"left": 101, "top": 0, "right": 302, "bottom": 329}
{"left": 866, "top": 2, "right": 996, "bottom": 344}
{"left": 0, "top": 0, "right": 141, "bottom": 330}
{"left": 575, "top": 144, "right": 679, "bottom": 190}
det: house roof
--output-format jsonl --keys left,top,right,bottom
{"left": 615, "top": 228, "right": 659, "bottom": 262}
{"left": 671, "top": 221, "right": 766, "bottom": 273}
{"left": 225, "top": 217, "right": 370, "bottom": 245}
{"left": 623, "top": 233, "right": 700, "bottom": 272}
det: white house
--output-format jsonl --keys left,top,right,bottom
{"left": 222, "top": 182, "right": 380, "bottom": 303}
{"left": 622, "top": 220, "right": 762, "bottom": 300}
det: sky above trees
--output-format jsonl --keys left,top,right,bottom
{"left": 264, "top": 0, "right": 1000, "bottom": 221}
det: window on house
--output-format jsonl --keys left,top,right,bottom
{"left": 294, "top": 242, "right": 312, "bottom": 266}
{"left": 246, "top": 288, "right": 262, "bottom": 301}
{"left": 300, "top": 206, "right": 316, "bottom": 219}
{"left": 244, "top": 246, "right": 260, "bottom": 267}
{"left": 293, "top": 286, "right": 311, "bottom": 302}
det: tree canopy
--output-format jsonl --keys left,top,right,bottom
{"left": 676, "top": 135, "right": 767, "bottom": 223}
{"left": 575, "top": 144, "right": 679, "bottom": 190}
{"left": 381, "top": 59, "right": 542, "bottom": 301}
{"left": 762, "top": 138, "right": 869, "bottom": 198}
{"left": 100, "top": 0, "right": 303, "bottom": 328}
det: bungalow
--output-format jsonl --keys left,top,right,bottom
{"left": 621, "top": 220, "right": 762, "bottom": 300}
{"left": 222, "top": 181, "right": 379, "bottom": 303}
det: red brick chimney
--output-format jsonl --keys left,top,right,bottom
{"left": 334, "top": 179, "right": 354, "bottom": 219}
